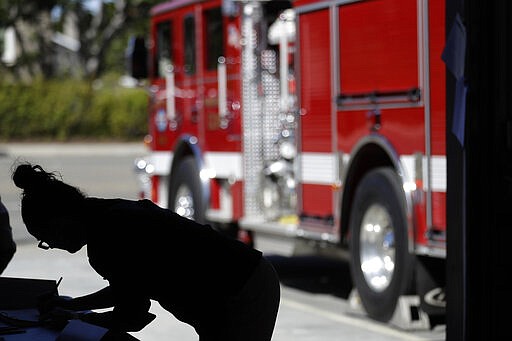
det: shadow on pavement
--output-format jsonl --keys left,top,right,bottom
{"left": 266, "top": 255, "right": 353, "bottom": 299}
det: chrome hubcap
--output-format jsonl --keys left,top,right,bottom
{"left": 174, "top": 185, "right": 194, "bottom": 220}
{"left": 359, "top": 203, "right": 395, "bottom": 292}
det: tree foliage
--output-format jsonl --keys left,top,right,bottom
{"left": 0, "top": 77, "right": 148, "bottom": 141}
{"left": 0, "top": 0, "right": 158, "bottom": 82}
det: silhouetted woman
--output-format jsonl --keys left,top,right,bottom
{"left": 0, "top": 194, "right": 16, "bottom": 275}
{"left": 12, "top": 163, "right": 280, "bottom": 341}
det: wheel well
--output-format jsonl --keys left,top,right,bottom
{"left": 171, "top": 139, "right": 195, "bottom": 177}
{"left": 169, "top": 136, "right": 209, "bottom": 215}
{"left": 340, "top": 143, "right": 395, "bottom": 244}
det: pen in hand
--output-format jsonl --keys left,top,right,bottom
{"left": 55, "top": 276, "right": 63, "bottom": 293}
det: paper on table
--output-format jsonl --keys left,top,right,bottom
{"left": 56, "top": 320, "right": 108, "bottom": 341}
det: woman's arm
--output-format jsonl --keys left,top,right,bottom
{"left": 64, "top": 286, "right": 115, "bottom": 310}
{"left": 41, "top": 285, "right": 154, "bottom": 332}
{"left": 80, "top": 309, "right": 156, "bottom": 332}
{"left": 39, "top": 286, "right": 115, "bottom": 314}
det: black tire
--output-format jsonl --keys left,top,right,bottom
{"left": 349, "top": 167, "right": 415, "bottom": 322}
{"left": 168, "top": 156, "right": 206, "bottom": 224}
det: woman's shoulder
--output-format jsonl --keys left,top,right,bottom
{"left": 86, "top": 197, "right": 139, "bottom": 210}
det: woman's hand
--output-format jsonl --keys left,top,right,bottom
{"left": 39, "top": 306, "right": 85, "bottom": 323}
{"left": 37, "top": 293, "right": 73, "bottom": 315}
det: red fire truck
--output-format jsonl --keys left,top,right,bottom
{"left": 130, "top": 0, "right": 447, "bottom": 326}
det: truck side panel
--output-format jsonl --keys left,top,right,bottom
{"left": 298, "top": 8, "right": 334, "bottom": 218}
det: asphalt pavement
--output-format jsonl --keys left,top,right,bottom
{"left": 0, "top": 142, "right": 147, "bottom": 244}
{"left": 0, "top": 142, "right": 446, "bottom": 341}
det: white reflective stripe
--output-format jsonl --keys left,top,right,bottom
{"left": 400, "top": 155, "right": 415, "bottom": 184}
{"left": 147, "top": 150, "right": 446, "bottom": 191}
{"left": 400, "top": 155, "right": 446, "bottom": 192}
{"left": 148, "top": 151, "right": 242, "bottom": 179}
{"left": 431, "top": 156, "right": 446, "bottom": 191}
{"left": 147, "top": 152, "right": 172, "bottom": 175}
{"left": 299, "top": 153, "right": 337, "bottom": 184}
{"left": 204, "top": 152, "right": 243, "bottom": 180}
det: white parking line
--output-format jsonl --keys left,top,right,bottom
{"left": 280, "top": 297, "right": 429, "bottom": 341}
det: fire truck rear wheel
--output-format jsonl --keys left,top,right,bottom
{"left": 169, "top": 156, "right": 206, "bottom": 224}
{"left": 348, "top": 167, "right": 414, "bottom": 323}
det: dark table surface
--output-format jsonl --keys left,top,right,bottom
{"left": 0, "top": 277, "right": 138, "bottom": 341}
{"left": 0, "top": 308, "right": 60, "bottom": 340}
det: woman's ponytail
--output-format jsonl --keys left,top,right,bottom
{"left": 12, "top": 164, "right": 57, "bottom": 193}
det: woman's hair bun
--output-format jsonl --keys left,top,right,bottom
{"left": 12, "top": 163, "right": 49, "bottom": 191}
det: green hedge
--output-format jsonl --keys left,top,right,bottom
{"left": 0, "top": 78, "right": 148, "bottom": 141}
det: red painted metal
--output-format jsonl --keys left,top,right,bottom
{"left": 142, "top": 0, "right": 447, "bottom": 256}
